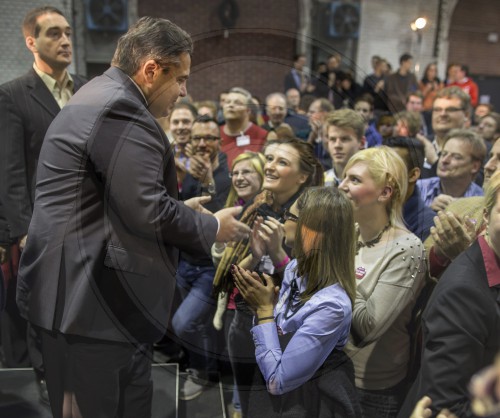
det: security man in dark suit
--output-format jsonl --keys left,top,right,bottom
{"left": 0, "top": 5, "right": 86, "bottom": 404}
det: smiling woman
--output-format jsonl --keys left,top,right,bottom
{"left": 212, "top": 138, "right": 323, "bottom": 417}
{"left": 339, "top": 146, "right": 428, "bottom": 418}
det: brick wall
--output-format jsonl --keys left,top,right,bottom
{"left": 356, "top": 0, "right": 440, "bottom": 82}
{"left": 447, "top": 0, "right": 500, "bottom": 77}
{"left": 138, "top": 0, "right": 299, "bottom": 101}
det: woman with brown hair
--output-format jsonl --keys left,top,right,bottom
{"left": 233, "top": 187, "right": 361, "bottom": 417}
{"left": 215, "top": 138, "right": 323, "bottom": 417}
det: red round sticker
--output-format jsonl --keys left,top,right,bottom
{"left": 355, "top": 266, "right": 366, "bottom": 279}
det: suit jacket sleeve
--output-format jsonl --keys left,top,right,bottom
{"left": 0, "top": 87, "right": 32, "bottom": 239}
{"left": 87, "top": 101, "right": 217, "bottom": 255}
{"left": 411, "top": 257, "right": 493, "bottom": 416}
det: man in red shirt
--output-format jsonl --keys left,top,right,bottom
{"left": 449, "top": 64, "right": 479, "bottom": 107}
{"left": 220, "top": 87, "right": 267, "bottom": 167}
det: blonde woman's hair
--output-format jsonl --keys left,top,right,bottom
{"left": 344, "top": 146, "right": 408, "bottom": 227}
{"left": 484, "top": 171, "right": 500, "bottom": 217}
{"left": 225, "top": 152, "right": 266, "bottom": 207}
{"left": 293, "top": 187, "right": 356, "bottom": 305}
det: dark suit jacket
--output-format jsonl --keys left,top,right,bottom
{"left": 17, "top": 66, "right": 218, "bottom": 344}
{"left": 0, "top": 69, "right": 86, "bottom": 242}
{"left": 284, "top": 69, "right": 301, "bottom": 92}
{"left": 398, "top": 240, "right": 500, "bottom": 418}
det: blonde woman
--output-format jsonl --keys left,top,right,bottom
{"left": 212, "top": 151, "right": 266, "bottom": 336}
{"left": 339, "top": 146, "right": 427, "bottom": 418}
{"left": 211, "top": 151, "right": 265, "bottom": 418}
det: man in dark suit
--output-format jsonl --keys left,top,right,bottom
{"left": 16, "top": 16, "right": 249, "bottom": 418}
{"left": 398, "top": 166, "right": 500, "bottom": 418}
{"left": 0, "top": 5, "right": 86, "bottom": 403}
{"left": 284, "top": 54, "right": 310, "bottom": 94}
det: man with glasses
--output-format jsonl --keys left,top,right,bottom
{"left": 306, "top": 98, "right": 335, "bottom": 169}
{"left": 421, "top": 87, "right": 471, "bottom": 178}
{"left": 417, "top": 129, "right": 486, "bottom": 212}
{"left": 174, "top": 115, "right": 232, "bottom": 401}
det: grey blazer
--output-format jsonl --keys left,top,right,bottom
{"left": 17, "top": 66, "right": 218, "bottom": 344}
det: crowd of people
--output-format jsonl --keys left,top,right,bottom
{"left": 0, "top": 5, "right": 499, "bottom": 418}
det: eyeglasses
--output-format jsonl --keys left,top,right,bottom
{"left": 432, "top": 107, "right": 465, "bottom": 114}
{"left": 283, "top": 208, "right": 299, "bottom": 223}
{"left": 191, "top": 135, "right": 220, "bottom": 142}
{"left": 229, "top": 169, "right": 256, "bottom": 178}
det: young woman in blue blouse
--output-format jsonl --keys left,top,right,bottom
{"left": 233, "top": 187, "right": 361, "bottom": 417}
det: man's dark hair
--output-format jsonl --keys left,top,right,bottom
{"left": 354, "top": 93, "right": 374, "bottom": 109}
{"left": 22, "top": 6, "right": 65, "bottom": 38}
{"left": 311, "top": 98, "right": 334, "bottom": 113}
{"left": 171, "top": 102, "right": 198, "bottom": 119}
{"left": 406, "top": 90, "right": 423, "bottom": 102}
{"left": 193, "top": 114, "right": 218, "bottom": 125}
{"left": 400, "top": 53, "right": 413, "bottom": 65}
{"left": 385, "top": 136, "right": 425, "bottom": 171}
{"left": 460, "top": 64, "right": 470, "bottom": 77}
{"left": 111, "top": 17, "right": 193, "bottom": 76}
{"left": 293, "top": 54, "right": 305, "bottom": 62}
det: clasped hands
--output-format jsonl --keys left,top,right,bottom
{"left": 250, "top": 216, "right": 286, "bottom": 264}
{"left": 430, "top": 210, "right": 476, "bottom": 261}
{"left": 230, "top": 216, "right": 285, "bottom": 314}
{"left": 232, "top": 264, "right": 279, "bottom": 316}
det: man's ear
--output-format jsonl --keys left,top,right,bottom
{"left": 408, "top": 167, "right": 420, "bottom": 183}
{"left": 359, "top": 136, "right": 366, "bottom": 149}
{"left": 142, "top": 60, "right": 162, "bottom": 84}
{"left": 471, "top": 159, "right": 482, "bottom": 176}
{"left": 25, "top": 36, "right": 37, "bottom": 54}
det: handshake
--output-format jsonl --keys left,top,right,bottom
{"left": 184, "top": 196, "right": 251, "bottom": 243}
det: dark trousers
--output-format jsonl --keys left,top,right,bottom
{"left": 39, "top": 328, "right": 153, "bottom": 418}
{"left": 357, "top": 380, "right": 408, "bottom": 418}
{"left": 0, "top": 245, "right": 43, "bottom": 376}
{"left": 228, "top": 309, "right": 263, "bottom": 417}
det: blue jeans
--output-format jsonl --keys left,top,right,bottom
{"left": 172, "top": 259, "right": 217, "bottom": 373}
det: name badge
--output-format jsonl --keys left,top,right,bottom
{"left": 236, "top": 135, "right": 251, "bottom": 147}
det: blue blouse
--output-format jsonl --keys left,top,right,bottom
{"left": 250, "top": 259, "right": 352, "bottom": 395}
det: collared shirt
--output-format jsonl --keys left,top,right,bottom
{"left": 33, "top": 63, "right": 74, "bottom": 108}
{"left": 478, "top": 235, "right": 500, "bottom": 287}
{"left": 417, "top": 176, "right": 484, "bottom": 207}
{"left": 324, "top": 167, "right": 341, "bottom": 188}
{"left": 251, "top": 259, "right": 352, "bottom": 395}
